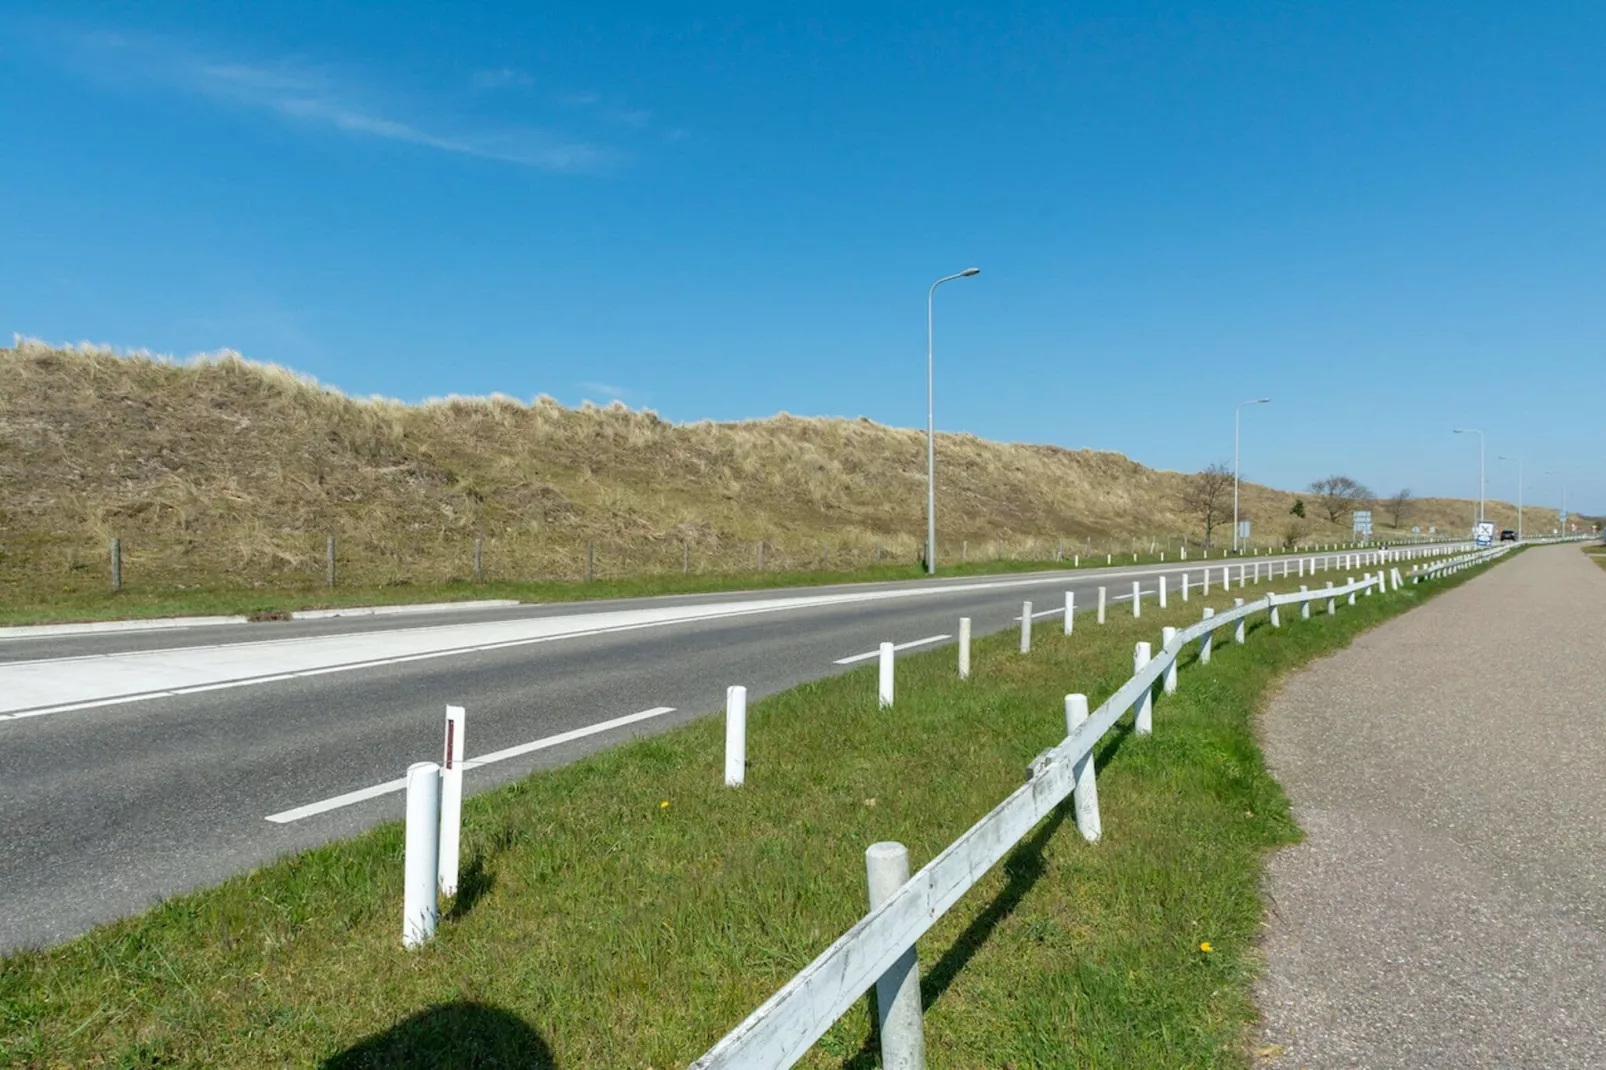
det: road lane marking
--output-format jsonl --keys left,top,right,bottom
{"left": 264, "top": 706, "right": 677, "bottom": 823}
{"left": 833, "top": 634, "right": 951, "bottom": 665}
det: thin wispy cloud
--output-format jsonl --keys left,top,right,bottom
{"left": 48, "top": 30, "right": 626, "bottom": 173}
{"left": 557, "top": 91, "right": 653, "bottom": 129}
{"left": 472, "top": 67, "right": 534, "bottom": 91}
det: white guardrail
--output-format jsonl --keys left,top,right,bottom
{"left": 691, "top": 537, "right": 1577, "bottom": 1069}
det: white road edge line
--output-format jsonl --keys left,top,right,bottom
{"left": 833, "top": 634, "right": 951, "bottom": 666}
{"left": 264, "top": 705, "right": 677, "bottom": 824}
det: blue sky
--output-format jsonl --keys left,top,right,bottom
{"left": 2, "top": 2, "right": 1601, "bottom": 516}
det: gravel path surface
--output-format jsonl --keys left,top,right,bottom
{"left": 1256, "top": 544, "right": 1606, "bottom": 1069}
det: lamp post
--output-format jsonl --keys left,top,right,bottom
{"left": 925, "top": 267, "right": 980, "bottom": 574}
{"left": 1452, "top": 428, "right": 1485, "bottom": 524}
{"left": 1233, "top": 398, "right": 1271, "bottom": 553}
{"left": 1545, "top": 471, "right": 1567, "bottom": 533}
{"left": 1497, "top": 455, "right": 1522, "bottom": 540}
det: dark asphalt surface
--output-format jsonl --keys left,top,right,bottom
{"left": 1256, "top": 544, "right": 1606, "bottom": 1068}
{"left": 0, "top": 547, "right": 1404, "bottom": 952}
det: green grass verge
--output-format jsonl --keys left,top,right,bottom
{"left": 0, "top": 561, "right": 1493, "bottom": 1068}
{"left": 0, "top": 543, "right": 1401, "bottom": 627}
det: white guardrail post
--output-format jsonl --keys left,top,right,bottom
{"left": 1020, "top": 601, "right": 1033, "bottom": 654}
{"left": 1064, "top": 591, "right": 1074, "bottom": 635}
{"left": 1162, "top": 627, "right": 1179, "bottom": 692}
{"left": 439, "top": 705, "right": 466, "bottom": 897}
{"left": 725, "top": 686, "right": 747, "bottom": 788}
{"left": 1182, "top": 572, "right": 1190, "bottom": 602}
{"left": 1098, "top": 586, "right": 1107, "bottom": 624}
{"left": 958, "top": 618, "right": 971, "bottom": 679}
{"left": 865, "top": 843, "right": 926, "bottom": 1069}
{"left": 1132, "top": 580, "right": 1142, "bottom": 618}
{"left": 403, "top": 762, "right": 442, "bottom": 949}
{"left": 1269, "top": 596, "right": 1280, "bottom": 628}
{"left": 1200, "top": 607, "right": 1215, "bottom": 663}
{"left": 879, "top": 643, "right": 895, "bottom": 707}
{"left": 1159, "top": 574, "right": 1168, "bottom": 608}
{"left": 1066, "top": 693, "right": 1101, "bottom": 842}
{"left": 1233, "top": 599, "right": 1246, "bottom": 643}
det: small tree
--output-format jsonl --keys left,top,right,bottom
{"left": 1309, "top": 475, "right": 1374, "bottom": 524}
{"left": 1281, "top": 518, "right": 1310, "bottom": 550}
{"left": 1290, "top": 498, "right": 1306, "bottom": 518}
{"left": 1182, "top": 462, "right": 1235, "bottom": 548}
{"left": 1386, "top": 488, "right": 1414, "bottom": 528}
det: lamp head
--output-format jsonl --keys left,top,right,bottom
{"left": 960, "top": 267, "right": 980, "bottom": 277}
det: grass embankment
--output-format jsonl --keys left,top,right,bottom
{"left": 0, "top": 543, "right": 1365, "bottom": 627}
{"left": 0, "top": 557, "right": 1489, "bottom": 1068}
{"left": 2, "top": 341, "right": 1533, "bottom": 618}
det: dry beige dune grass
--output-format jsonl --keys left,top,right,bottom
{"left": 0, "top": 341, "right": 1555, "bottom": 600}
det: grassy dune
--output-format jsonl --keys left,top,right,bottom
{"left": 0, "top": 341, "right": 1549, "bottom": 614}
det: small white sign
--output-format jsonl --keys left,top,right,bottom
{"left": 1474, "top": 521, "right": 1495, "bottom": 547}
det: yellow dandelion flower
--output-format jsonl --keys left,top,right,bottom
{"left": 1199, "top": 942, "right": 1213, "bottom": 953}
{"left": 660, "top": 800, "right": 670, "bottom": 809}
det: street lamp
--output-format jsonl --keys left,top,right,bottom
{"left": 1497, "top": 455, "right": 1522, "bottom": 540}
{"left": 925, "top": 267, "right": 980, "bottom": 574}
{"left": 1545, "top": 470, "right": 1568, "bottom": 533}
{"left": 1452, "top": 428, "right": 1485, "bottom": 524}
{"left": 1233, "top": 398, "right": 1271, "bottom": 553}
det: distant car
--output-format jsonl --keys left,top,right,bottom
{"left": 1499, "top": 529, "right": 1517, "bottom": 541}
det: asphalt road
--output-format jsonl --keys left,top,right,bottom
{"left": 0, "top": 546, "right": 1427, "bottom": 952}
{"left": 1256, "top": 543, "right": 1606, "bottom": 1068}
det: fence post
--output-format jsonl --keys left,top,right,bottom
{"left": 958, "top": 618, "right": 971, "bottom": 679}
{"left": 1200, "top": 607, "right": 1215, "bottom": 663}
{"left": 1063, "top": 591, "right": 1075, "bottom": 635}
{"left": 879, "top": 643, "right": 895, "bottom": 708}
{"left": 1097, "top": 586, "right": 1107, "bottom": 624}
{"left": 1347, "top": 578, "right": 1356, "bottom": 606}
{"left": 1238, "top": 564, "right": 1246, "bottom": 589}
{"left": 403, "top": 762, "right": 442, "bottom": 949}
{"left": 1221, "top": 565, "right": 1229, "bottom": 590}
{"left": 1066, "top": 694, "right": 1101, "bottom": 842}
{"left": 473, "top": 537, "right": 484, "bottom": 582}
{"left": 1300, "top": 585, "right": 1310, "bottom": 619}
{"left": 1326, "top": 580, "right": 1335, "bottom": 613}
{"left": 1365, "top": 572, "right": 1374, "bottom": 596}
{"left": 1020, "top": 602, "right": 1032, "bottom": 654}
{"left": 1159, "top": 574, "right": 1168, "bottom": 608}
{"left": 1233, "top": 598, "right": 1246, "bottom": 644}
{"left": 439, "top": 706, "right": 465, "bottom": 897}
{"left": 1134, "top": 643, "right": 1153, "bottom": 734}
{"left": 326, "top": 535, "right": 336, "bottom": 588}
{"left": 1162, "top": 627, "right": 1179, "bottom": 693}
{"left": 865, "top": 843, "right": 927, "bottom": 1070}
{"left": 1203, "top": 567, "right": 1211, "bottom": 595}
{"left": 724, "top": 686, "right": 747, "bottom": 787}
{"left": 110, "top": 537, "right": 122, "bottom": 593}
{"left": 1269, "top": 597, "right": 1280, "bottom": 628}
{"left": 1132, "top": 579, "right": 1142, "bottom": 618}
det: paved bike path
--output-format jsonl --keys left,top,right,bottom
{"left": 1256, "top": 544, "right": 1606, "bottom": 1068}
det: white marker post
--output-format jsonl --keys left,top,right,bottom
{"left": 1300, "top": 585, "right": 1310, "bottom": 619}
{"left": 1159, "top": 574, "right": 1168, "bottom": 609}
{"left": 1066, "top": 693, "right": 1101, "bottom": 842}
{"left": 1200, "top": 607, "right": 1215, "bottom": 663}
{"left": 1234, "top": 598, "right": 1246, "bottom": 644}
{"left": 1132, "top": 580, "right": 1142, "bottom": 618}
{"left": 958, "top": 617, "right": 971, "bottom": 679}
{"left": 1269, "top": 597, "right": 1280, "bottom": 628}
{"left": 1133, "top": 642, "right": 1153, "bottom": 735}
{"left": 1203, "top": 567, "right": 1211, "bottom": 596}
{"left": 403, "top": 762, "right": 441, "bottom": 949}
{"left": 1064, "top": 591, "right": 1075, "bottom": 635}
{"left": 724, "top": 685, "right": 747, "bottom": 787}
{"left": 1098, "top": 586, "right": 1107, "bottom": 624}
{"left": 1020, "top": 601, "right": 1033, "bottom": 654}
{"left": 878, "top": 643, "right": 895, "bottom": 708}
{"left": 1182, "top": 572, "right": 1190, "bottom": 602}
{"left": 1326, "top": 580, "right": 1335, "bottom": 614}
{"left": 1162, "top": 627, "right": 1179, "bottom": 693}
{"left": 1347, "top": 579, "right": 1356, "bottom": 606}
{"left": 438, "top": 705, "right": 466, "bottom": 897}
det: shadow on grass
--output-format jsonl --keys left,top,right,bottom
{"left": 320, "top": 1001, "right": 555, "bottom": 1069}
{"left": 841, "top": 804, "right": 1072, "bottom": 1069}
{"left": 445, "top": 854, "right": 495, "bottom": 921}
